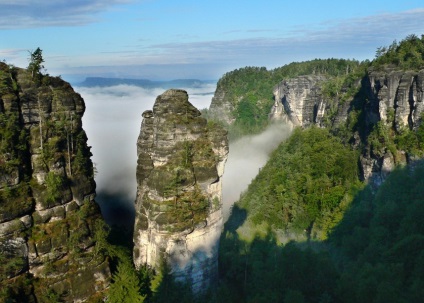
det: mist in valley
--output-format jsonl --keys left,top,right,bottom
{"left": 79, "top": 83, "right": 291, "bottom": 227}
{"left": 222, "top": 123, "right": 292, "bottom": 220}
{"left": 79, "top": 84, "right": 216, "bottom": 227}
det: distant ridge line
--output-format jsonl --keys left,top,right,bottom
{"left": 76, "top": 77, "right": 216, "bottom": 88}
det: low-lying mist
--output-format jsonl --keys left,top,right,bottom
{"left": 222, "top": 123, "right": 292, "bottom": 220}
{"left": 79, "top": 84, "right": 216, "bottom": 227}
{"left": 79, "top": 83, "right": 291, "bottom": 227}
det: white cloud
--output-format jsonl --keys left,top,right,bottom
{"left": 121, "top": 9, "right": 424, "bottom": 66}
{"left": 0, "top": 0, "right": 133, "bottom": 28}
{"left": 52, "top": 8, "right": 424, "bottom": 80}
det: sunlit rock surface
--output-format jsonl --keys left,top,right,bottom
{"left": 271, "top": 75, "right": 327, "bottom": 126}
{"left": 133, "top": 89, "right": 228, "bottom": 293}
{"left": 271, "top": 68, "right": 424, "bottom": 187}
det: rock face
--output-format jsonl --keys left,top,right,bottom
{"left": 358, "top": 68, "right": 424, "bottom": 186}
{"left": 367, "top": 68, "right": 424, "bottom": 130}
{"left": 133, "top": 89, "right": 228, "bottom": 293}
{"left": 208, "top": 84, "right": 235, "bottom": 125}
{"left": 271, "top": 75, "right": 327, "bottom": 127}
{"left": 271, "top": 68, "right": 424, "bottom": 186}
{"left": 0, "top": 63, "right": 110, "bottom": 302}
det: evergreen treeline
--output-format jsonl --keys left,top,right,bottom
{"left": 374, "top": 34, "right": 424, "bottom": 70}
{"left": 237, "top": 127, "right": 361, "bottom": 240}
{"left": 209, "top": 58, "right": 363, "bottom": 139}
{"left": 217, "top": 160, "right": 424, "bottom": 303}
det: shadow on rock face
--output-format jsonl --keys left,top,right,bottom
{"left": 96, "top": 191, "right": 135, "bottom": 230}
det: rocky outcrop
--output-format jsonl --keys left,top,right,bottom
{"left": 133, "top": 89, "right": 228, "bottom": 293}
{"left": 0, "top": 62, "right": 110, "bottom": 302}
{"left": 271, "top": 75, "right": 327, "bottom": 127}
{"left": 368, "top": 68, "right": 424, "bottom": 130}
{"left": 208, "top": 84, "right": 235, "bottom": 125}
{"left": 358, "top": 68, "right": 424, "bottom": 186}
{"left": 270, "top": 68, "right": 424, "bottom": 187}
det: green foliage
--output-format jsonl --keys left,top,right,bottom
{"left": 328, "top": 161, "right": 424, "bottom": 303}
{"left": 215, "top": 160, "right": 424, "bottom": 303}
{"left": 106, "top": 230, "right": 152, "bottom": 303}
{"left": 366, "top": 111, "right": 424, "bottom": 161}
{"left": 373, "top": 34, "right": 424, "bottom": 70}
{"left": 38, "top": 288, "right": 63, "bottom": 303}
{"left": 150, "top": 259, "right": 195, "bottom": 303}
{"left": 0, "top": 251, "right": 26, "bottom": 281}
{"left": 0, "top": 112, "right": 27, "bottom": 174}
{"left": 44, "top": 171, "right": 66, "bottom": 205}
{"left": 218, "top": 218, "right": 339, "bottom": 303}
{"left": 0, "top": 274, "right": 34, "bottom": 303}
{"left": 396, "top": 113, "right": 424, "bottom": 156}
{"left": 215, "top": 59, "right": 362, "bottom": 139}
{"left": 72, "top": 130, "right": 94, "bottom": 176}
{"left": 108, "top": 260, "right": 146, "bottom": 303}
{"left": 0, "top": 64, "right": 18, "bottom": 95}
{"left": 238, "top": 127, "right": 360, "bottom": 239}
{"left": 27, "top": 47, "right": 45, "bottom": 81}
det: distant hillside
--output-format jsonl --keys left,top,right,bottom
{"left": 77, "top": 77, "right": 216, "bottom": 89}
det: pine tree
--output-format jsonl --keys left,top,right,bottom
{"left": 108, "top": 260, "right": 145, "bottom": 303}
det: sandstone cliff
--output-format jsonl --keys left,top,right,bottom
{"left": 208, "top": 84, "right": 235, "bottom": 125}
{"left": 271, "top": 75, "right": 327, "bottom": 126}
{"left": 133, "top": 89, "right": 228, "bottom": 293}
{"left": 271, "top": 68, "right": 424, "bottom": 186}
{"left": 0, "top": 62, "right": 110, "bottom": 302}
{"left": 359, "top": 68, "right": 424, "bottom": 186}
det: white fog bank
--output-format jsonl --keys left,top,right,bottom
{"left": 222, "top": 123, "right": 292, "bottom": 220}
{"left": 79, "top": 84, "right": 216, "bottom": 224}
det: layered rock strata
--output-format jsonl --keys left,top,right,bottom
{"left": 359, "top": 68, "right": 424, "bottom": 185}
{"left": 270, "top": 69, "right": 424, "bottom": 186}
{"left": 208, "top": 85, "right": 235, "bottom": 125}
{"left": 133, "top": 89, "right": 228, "bottom": 293}
{"left": 271, "top": 75, "right": 327, "bottom": 127}
{"left": 367, "top": 68, "right": 424, "bottom": 130}
{"left": 0, "top": 62, "right": 110, "bottom": 302}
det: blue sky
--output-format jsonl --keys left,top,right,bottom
{"left": 1, "top": 0, "right": 424, "bottom": 82}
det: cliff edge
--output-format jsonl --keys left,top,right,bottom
{"left": 0, "top": 62, "right": 110, "bottom": 302}
{"left": 133, "top": 89, "right": 228, "bottom": 293}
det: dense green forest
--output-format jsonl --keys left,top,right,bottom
{"left": 209, "top": 34, "right": 424, "bottom": 303}
{"left": 217, "top": 161, "right": 424, "bottom": 303}
{"left": 237, "top": 127, "right": 362, "bottom": 241}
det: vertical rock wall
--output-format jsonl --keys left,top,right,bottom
{"left": 271, "top": 75, "right": 327, "bottom": 127}
{"left": 271, "top": 68, "right": 424, "bottom": 186}
{"left": 133, "top": 89, "right": 228, "bottom": 293}
{"left": 0, "top": 63, "right": 109, "bottom": 302}
{"left": 359, "top": 68, "right": 424, "bottom": 185}
{"left": 208, "top": 85, "right": 235, "bottom": 125}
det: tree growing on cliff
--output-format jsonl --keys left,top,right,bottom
{"left": 28, "top": 47, "right": 44, "bottom": 80}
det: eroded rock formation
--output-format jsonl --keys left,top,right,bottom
{"left": 208, "top": 85, "right": 235, "bottom": 125}
{"left": 133, "top": 89, "right": 228, "bottom": 293}
{"left": 359, "top": 68, "right": 424, "bottom": 185}
{"left": 0, "top": 62, "right": 110, "bottom": 302}
{"left": 271, "top": 69, "right": 424, "bottom": 187}
{"left": 271, "top": 75, "right": 327, "bottom": 127}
